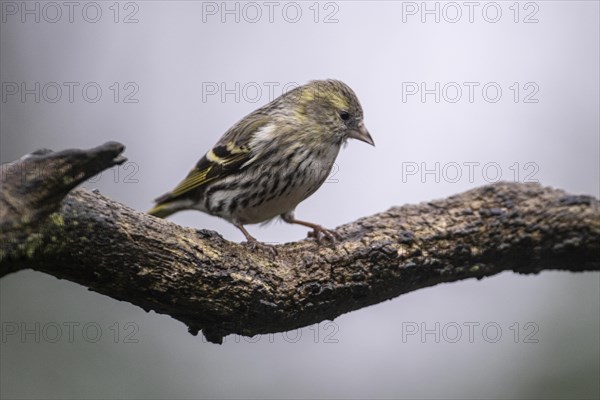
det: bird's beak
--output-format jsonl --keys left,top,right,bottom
{"left": 348, "top": 122, "right": 375, "bottom": 146}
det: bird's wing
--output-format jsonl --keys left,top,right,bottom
{"left": 154, "top": 115, "right": 271, "bottom": 204}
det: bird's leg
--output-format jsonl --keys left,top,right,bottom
{"left": 233, "top": 222, "right": 277, "bottom": 257}
{"left": 281, "top": 211, "right": 341, "bottom": 245}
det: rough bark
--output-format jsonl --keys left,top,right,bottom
{"left": 1, "top": 142, "right": 598, "bottom": 344}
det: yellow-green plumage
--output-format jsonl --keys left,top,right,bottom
{"left": 148, "top": 79, "right": 374, "bottom": 248}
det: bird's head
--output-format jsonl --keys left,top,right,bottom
{"left": 285, "top": 79, "right": 374, "bottom": 147}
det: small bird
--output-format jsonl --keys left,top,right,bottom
{"left": 148, "top": 79, "right": 374, "bottom": 251}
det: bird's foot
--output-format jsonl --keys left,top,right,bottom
{"left": 307, "top": 225, "right": 341, "bottom": 245}
{"left": 245, "top": 239, "right": 278, "bottom": 258}
{"left": 234, "top": 222, "right": 277, "bottom": 258}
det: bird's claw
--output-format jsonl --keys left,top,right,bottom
{"left": 246, "top": 240, "right": 278, "bottom": 258}
{"left": 307, "top": 226, "right": 341, "bottom": 245}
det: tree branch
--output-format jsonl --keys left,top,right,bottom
{"left": 1, "top": 143, "right": 598, "bottom": 343}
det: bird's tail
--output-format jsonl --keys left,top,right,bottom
{"left": 147, "top": 202, "right": 177, "bottom": 218}
{"left": 148, "top": 191, "right": 193, "bottom": 219}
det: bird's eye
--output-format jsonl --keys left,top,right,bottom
{"left": 339, "top": 111, "right": 350, "bottom": 121}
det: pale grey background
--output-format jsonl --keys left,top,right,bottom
{"left": 1, "top": 1, "right": 599, "bottom": 399}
